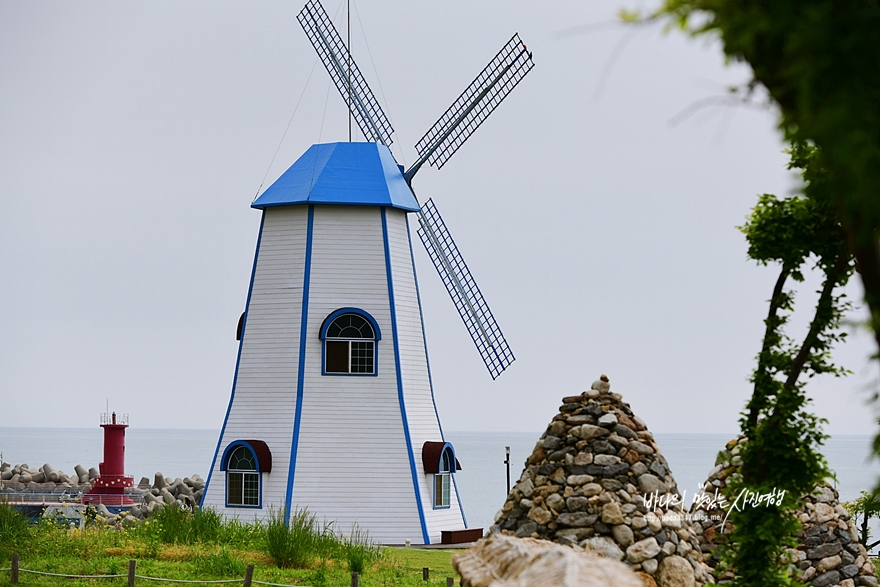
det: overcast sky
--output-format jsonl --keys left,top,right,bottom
{"left": 2, "top": 1, "right": 877, "bottom": 438}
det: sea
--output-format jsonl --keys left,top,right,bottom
{"left": 2, "top": 428, "right": 879, "bottom": 535}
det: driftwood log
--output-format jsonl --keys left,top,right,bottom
{"left": 451, "top": 534, "right": 644, "bottom": 587}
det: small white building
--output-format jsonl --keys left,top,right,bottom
{"left": 201, "top": 142, "right": 469, "bottom": 544}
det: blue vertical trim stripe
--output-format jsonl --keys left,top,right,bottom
{"left": 285, "top": 204, "right": 315, "bottom": 523}
{"left": 201, "top": 211, "right": 267, "bottom": 508}
{"left": 406, "top": 217, "right": 468, "bottom": 528}
{"left": 383, "top": 208, "right": 430, "bottom": 544}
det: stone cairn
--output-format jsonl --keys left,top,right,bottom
{"left": 690, "top": 437, "right": 877, "bottom": 587}
{"left": 491, "top": 376, "right": 712, "bottom": 587}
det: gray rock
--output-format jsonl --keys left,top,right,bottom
{"left": 591, "top": 376, "right": 611, "bottom": 393}
{"left": 612, "top": 524, "right": 634, "bottom": 547}
{"left": 598, "top": 413, "right": 618, "bottom": 426}
{"left": 557, "top": 512, "right": 595, "bottom": 527}
{"left": 602, "top": 502, "right": 625, "bottom": 525}
{"left": 840, "top": 564, "right": 859, "bottom": 578}
{"left": 642, "top": 558, "right": 658, "bottom": 575}
{"left": 628, "top": 441, "right": 655, "bottom": 456}
{"left": 572, "top": 424, "right": 609, "bottom": 441}
{"left": 592, "top": 441, "right": 616, "bottom": 455}
{"left": 649, "top": 460, "right": 668, "bottom": 477}
{"left": 543, "top": 436, "right": 563, "bottom": 451}
{"left": 528, "top": 507, "right": 553, "bottom": 525}
{"left": 516, "top": 478, "right": 535, "bottom": 498}
{"left": 566, "top": 496, "right": 589, "bottom": 511}
{"left": 814, "top": 486, "right": 835, "bottom": 503}
{"left": 811, "top": 570, "right": 841, "bottom": 587}
{"left": 545, "top": 493, "right": 565, "bottom": 512}
{"left": 614, "top": 424, "right": 638, "bottom": 439}
{"left": 583, "top": 536, "right": 625, "bottom": 560}
{"left": 859, "top": 576, "right": 879, "bottom": 587}
{"left": 514, "top": 522, "right": 537, "bottom": 537}
{"left": 631, "top": 462, "right": 648, "bottom": 476}
{"left": 808, "top": 542, "right": 842, "bottom": 560}
{"left": 657, "top": 555, "right": 695, "bottom": 587}
{"left": 638, "top": 473, "right": 666, "bottom": 494}
{"left": 626, "top": 537, "right": 661, "bottom": 563}
{"left": 582, "top": 483, "right": 603, "bottom": 497}
{"left": 818, "top": 554, "right": 842, "bottom": 571}
{"left": 594, "top": 454, "right": 621, "bottom": 466}
{"left": 601, "top": 479, "right": 623, "bottom": 492}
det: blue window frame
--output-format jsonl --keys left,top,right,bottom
{"left": 434, "top": 447, "right": 453, "bottom": 509}
{"left": 220, "top": 440, "right": 271, "bottom": 509}
{"left": 319, "top": 308, "right": 381, "bottom": 376}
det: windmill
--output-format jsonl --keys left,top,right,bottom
{"left": 201, "top": 0, "right": 533, "bottom": 545}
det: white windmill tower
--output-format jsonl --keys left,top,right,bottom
{"left": 201, "top": 0, "right": 533, "bottom": 545}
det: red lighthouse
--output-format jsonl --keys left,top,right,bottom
{"left": 83, "top": 412, "right": 134, "bottom": 506}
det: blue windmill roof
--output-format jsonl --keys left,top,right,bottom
{"left": 252, "top": 142, "right": 420, "bottom": 212}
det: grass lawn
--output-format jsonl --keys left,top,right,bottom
{"left": 0, "top": 503, "right": 461, "bottom": 587}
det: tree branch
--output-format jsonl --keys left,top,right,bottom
{"left": 783, "top": 248, "right": 850, "bottom": 390}
{"left": 747, "top": 267, "right": 790, "bottom": 430}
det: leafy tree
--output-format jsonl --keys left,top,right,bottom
{"left": 710, "top": 143, "right": 854, "bottom": 587}
{"left": 639, "top": 0, "right": 880, "bottom": 360}
{"left": 843, "top": 491, "right": 880, "bottom": 554}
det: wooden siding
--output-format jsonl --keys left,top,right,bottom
{"left": 204, "top": 204, "right": 467, "bottom": 541}
{"left": 290, "top": 205, "right": 422, "bottom": 543}
{"left": 384, "top": 209, "right": 467, "bottom": 541}
{"left": 202, "top": 206, "right": 308, "bottom": 523}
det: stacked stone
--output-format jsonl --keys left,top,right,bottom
{"left": 0, "top": 461, "right": 97, "bottom": 493}
{"left": 128, "top": 472, "right": 206, "bottom": 518}
{"left": 689, "top": 438, "right": 877, "bottom": 587}
{"left": 491, "top": 376, "right": 712, "bottom": 587}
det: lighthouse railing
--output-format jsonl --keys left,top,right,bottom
{"left": 100, "top": 412, "right": 129, "bottom": 425}
{"left": 0, "top": 482, "right": 145, "bottom": 505}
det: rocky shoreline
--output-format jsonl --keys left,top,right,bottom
{"left": 0, "top": 461, "right": 204, "bottom": 520}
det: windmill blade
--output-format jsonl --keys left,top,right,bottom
{"left": 297, "top": 0, "right": 394, "bottom": 146}
{"left": 405, "top": 34, "right": 534, "bottom": 182}
{"left": 417, "top": 199, "right": 514, "bottom": 379}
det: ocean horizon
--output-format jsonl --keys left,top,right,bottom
{"left": 2, "top": 427, "right": 878, "bottom": 534}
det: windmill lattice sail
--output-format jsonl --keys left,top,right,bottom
{"left": 409, "top": 34, "right": 534, "bottom": 177}
{"left": 297, "top": 0, "right": 394, "bottom": 146}
{"left": 418, "top": 199, "right": 515, "bottom": 379}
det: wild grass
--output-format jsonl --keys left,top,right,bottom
{"left": 0, "top": 503, "right": 460, "bottom": 587}
{"left": 192, "top": 547, "right": 247, "bottom": 577}
{"left": 134, "top": 504, "right": 262, "bottom": 547}
{"left": 341, "top": 523, "right": 382, "bottom": 573}
{"left": 0, "top": 501, "right": 30, "bottom": 555}
{"left": 265, "top": 506, "right": 337, "bottom": 568}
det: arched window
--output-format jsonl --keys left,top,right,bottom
{"left": 422, "top": 441, "right": 460, "bottom": 509}
{"left": 435, "top": 448, "right": 452, "bottom": 508}
{"left": 221, "top": 440, "right": 271, "bottom": 508}
{"left": 319, "top": 309, "right": 381, "bottom": 375}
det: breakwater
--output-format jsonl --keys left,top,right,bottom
{"left": 0, "top": 460, "right": 203, "bottom": 515}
